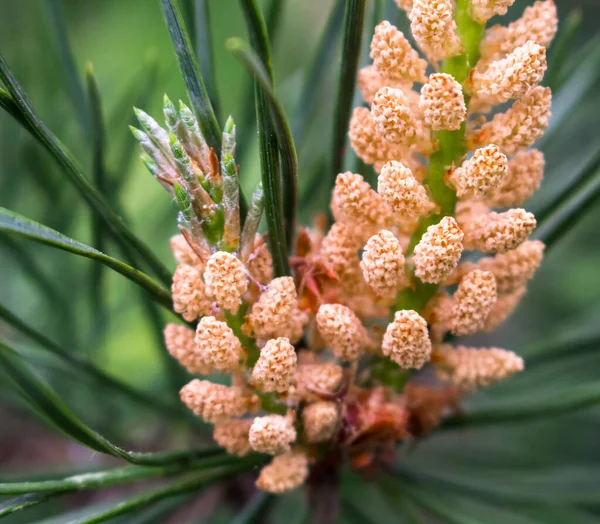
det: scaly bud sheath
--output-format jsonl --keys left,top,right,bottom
{"left": 173, "top": 182, "right": 193, "bottom": 222}
{"left": 179, "top": 100, "right": 212, "bottom": 175}
{"left": 221, "top": 151, "right": 240, "bottom": 252}
{"left": 241, "top": 182, "right": 265, "bottom": 261}
{"left": 164, "top": 94, "right": 204, "bottom": 172}
{"left": 170, "top": 133, "right": 220, "bottom": 242}
{"left": 134, "top": 107, "right": 174, "bottom": 163}
{"left": 130, "top": 126, "right": 178, "bottom": 184}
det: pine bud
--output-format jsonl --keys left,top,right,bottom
{"left": 409, "top": 0, "right": 462, "bottom": 61}
{"left": 472, "top": 41, "right": 547, "bottom": 105}
{"left": 213, "top": 420, "right": 252, "bottom": 457}
{"left": 204, "top": 251, "right": 248, "bottom": 313}
{"left": 361, "top": 230, "right": 407, "bottom": 298}
{"left": 195, "top": 316, "right": 244, "bottom": 372}
{"left": 249, "top": 414, "right": 297, "bottom": 455}
{"left": 370, "top": 21, "right": 428, "bottom": 83}
{"left": 382, "top": 310, "right": 432, "bottom": 368}
{"left": 249, "top": 277, "right": 298, "bottom": 339}
{"left": 413, "top": 217, "right": 464, "bottom": 284}
{"left": 462, "top": 208, "right": 536, "bottom": 254}
{"left": 180, "top": 380, "right": 247, "bottom": 423}
{"left": 452, "top": 145, "right": 508, "bottom": 199}
{"left": 419, "top": 73, "right": 467, "bottom": 131}
{"left": 172, "top": 264, "right": 211, "bottom": 321}
{"left": 435, "top": 344, "right": 524, "bottom": 390}
{"left": 252, "top": 337, "right": 297, "bottom": 393}
{"left": 302, "top": 401, "right": 339, "bottom": 443}
{"left": 164, "top": 323, "right": 211, "bottom": 375}
{"left": 316, "top": 304, "right": 367, "bottom": 362}
{"left": 256, "top": 451, "right": 309, "bottom": 493}
{"left": 451, "top": 270, "right": 497, "bottom": 336}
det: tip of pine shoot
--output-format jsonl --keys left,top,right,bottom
{"left": 129, "top": 125, "right": 144, "bottom": 140}
{"left": 224, "top": 115, "right": 235, "bottom": 134}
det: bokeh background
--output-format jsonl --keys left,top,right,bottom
{"left": 1, "top": 0, "right": 599, "bottom": 522}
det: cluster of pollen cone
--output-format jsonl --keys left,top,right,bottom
{"left": 134, "top": 0, "right": 557, "bottom": 494}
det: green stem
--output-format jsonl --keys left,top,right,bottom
{"left": 394, "top": 1, "right": 484, "bottom": 316}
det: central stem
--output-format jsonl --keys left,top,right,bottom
{"left": 394, "top": 0, "right": 484, "bottom": 315}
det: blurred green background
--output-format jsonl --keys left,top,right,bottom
{"left": 1, "top": 0, "right": 600, "bottom": 521}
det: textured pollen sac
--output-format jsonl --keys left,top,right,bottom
{"left": 249, "top": 414, "right": 297, "bottom": 455}
{"left": 213, "top": 419, "right": 252, "bottom": 457}
{"left": 472, "top": 41, "right": 547, "bottom": 105}
{"left": 409, "top": 0, "right": 462, "bottom": 62}
{"left": 180, "top": 380, "right": 247, "bottom": 423}
{"left": 470, "top": 86, "right": 551, "bottom": 155}
{"left": 170, "top": 234, "right": 203, "bottom": 267}
{"left": 419, "top": 73, "right": 467, "bottom": 131}
{"left": 295, "top": 363, "right": 344, "bottom": 401}
{"left": 172, "top": 264, "right": 211, "bottom": 321}
{"left": 332, "top": 172, "right": 388, "bottom": 239}
{"left": 377, "top": 161, "right": 434, "bottom": 219}
{"left": 320, "top": 222, "right": 361, "bottom": 279}
{"left": 371, "top": 87, "right": 417, "bottom": 145}
{"left": 481, "top": 0, "right": 558, "bottom": 61}
{"left": 413, "top": 216, "right": 464, "bottom": 284}
{"left": 475, "top": 240, "right": 544, "bottom": 293}
{"left": 348, "top": 107, "right": 387, "bottom": 165}
{"left": 435, "top": 344, "right": 524, "bottom": 391}
{"left": 470, "top": 0, "right": 515, "bottom": 23}
{"left": 462, "top": 208, "right": 536, "bottom": 254}
{"left": 483, "top": 286, "right": 526, "bottom": 332}
{"left": 195, "top": 316, "right": 244, "bottom": 372}
{"left": 256, "top": 451, "right": 309, "bottom": 494}
{"left": 316, "top": 303, "right": 368, "bottom": 362}
{"left": 252, "top": 337, "right": 297, "bottom": 393}
{"left": 452, "top": 145, "right": 508, "bottom": 199}
{"left": 357, "top": 65, "right": 412, "bottom": 105}
{"left": 485, "top": 149, "right": 544, "bottom": 208}
{"left": 203, "top": 251, "right": 248, "bottom": 313}
{"left": 370, "top": 21, "right": 428, "bottom": 83}
{"left": 164, "top": 323, "right": 212, "bottom": 375}
{"left": 394, "top": 0, "right": 414, "bottom": 11}
{"left": 246, "top": 235, "right": 274, "bottom": 285}
{"left": 451, "top": 270, "right": 498, "bottom": 336}
{"left": 382, "top": 310, "right": 432, "bottom": 368}
{"left": 302, "top": 401, "right": 339, "bottom": 443}
{"left": 249, "top": 277, "right": 298, "bottom": 339}
{"left": 422, "top": 290, "right": 454, "bottom": 343}
{"left": 360, "top": 230, "right": 407, "bottom": 298}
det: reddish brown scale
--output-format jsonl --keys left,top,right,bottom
{"left": 290, "top": 229, "right": 341, "bottom": 313}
